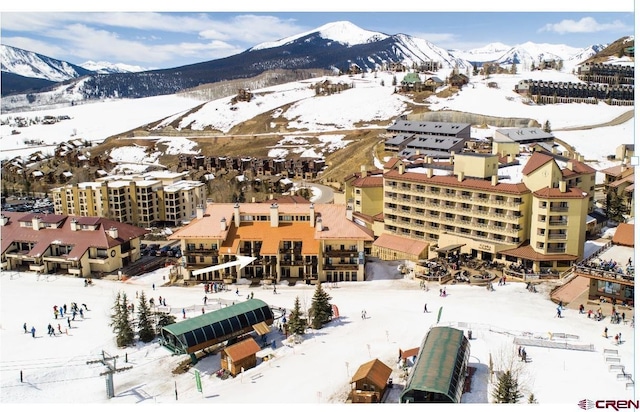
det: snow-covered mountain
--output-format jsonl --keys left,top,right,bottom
{"left": 0, "top": 21, "right": 616, "bottom": 106}
{"left": 0, "top": 44, "right": 94, "bottom": 82}
{"left": 250, "top": 20, "right": 389, "bottom": 50}
{"left": 79, "top": 60, "right": 150, "bottom": 74}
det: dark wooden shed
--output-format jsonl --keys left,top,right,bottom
{"left": 221, "top": 338, "right": 261, "bottom": 377}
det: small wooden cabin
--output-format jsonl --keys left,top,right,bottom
{"left": 349, "top": 358, "right": 393, "bottom": 403}
{"left": 221, "top": 338, "right": 261, "bottom": 377}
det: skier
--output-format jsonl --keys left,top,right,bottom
{"left": 424, "top": 303, "right": 428, "bottom": 313}
{"left": 603, "top": 327, "right": 608, "bottom": 338}
{"left": 152, "top": 283, "right": 155, "bottom": 291}
{"left": 23, "top": 322, "right": 28, "bottom": 333}
{"left": 182, "top": 308, "right": 186, "bottom": 319}
{"left": 57, "top": 324, "right": 62, "bottom": 334}
{"left": 203, "top": 296, "right": 208, "bottom": 305}
{"left": 67, "top": 317, "right": 71, "bottom": 329}
{"left": 31, "top": 326, "right": 36, "bottom": 338}
{"left": 614, "top": 333, "right": 620, "bottom": 345}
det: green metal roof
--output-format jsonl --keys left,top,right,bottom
{"left": 162, "top": 299, "right": 270, "bottom": 336}
{"left": 400, "top": 326, "right": 470, "bottom": 403}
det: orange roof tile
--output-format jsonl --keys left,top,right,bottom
{"left": 373, "top": 233, "right": 430, "bottom": 256}
{"left": 567, "top": 159, "right": 596, "bottom": 174}
{"left": 533, "top": 186, "right": 588, "bottom": 199}
{"left": 352, "top": 176, "right": 383, "bottom": 188}
{"left": 521, "top": 151, "right": 555, "bottom": 176}
{"left": 384, "top": 170, "right": 530, "bottom": 194}
{"left": 612, "top": 223, "right": 634, "bottom": 247}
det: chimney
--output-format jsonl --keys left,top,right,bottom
{"left": 196, "top": 204, "right": 204, "bottom": 219}
{"left": 346, "top": 205, "right": 353, "bottom": 221}
{"left": 398, "top": 162, "right": 405, "bottom": 174}
{"left": 0, "top": 214, "right": 8, "bottom": 226}
{"left": 427, "top": 157, "right": 432, "bottom": 164}
{"left": 316, "top": 217, "right": 323, "bottom": 232}
{"left": 107, "top": 227, "right": 118, "bottom": 239}
{"left": 70, "top": 218, "right": 78, "bottom": 231}
{"left": 32, "top": 216, "right": 41, "bottom": 231}
{"left": 270, "top": 203, "right": 279, "bottom": 228}
{"left": 427, "top": 168, "right": 433, "bottom": 178}
{"left": 567, "top": 161, "right": 573, "bottom": 171}
{"left": 310, "top": 203, "right": 315, "bottom": 227}
{"left": 220, "top": 217, "right": 227, "bottom": 231}
{"left": 234, "top": 202, "right": 240, "bottom": 227}
{"left": 578, "top": 154, "right": 584, "bottom": 162}
{"left": 457, "top": 171, "right": 464, "bottom": 182}
{"left": 360, "top": 165, "right": 367, "bottom": 178}
{"left": 491, "top": 175, "right": 498, "bottom": 186}
{"left": 507, "top": 154, "right": 513, "bottom": 163}
{"left": 559, "top": 180, "right": 567, "bottom": 193}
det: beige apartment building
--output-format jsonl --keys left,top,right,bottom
{"left": 51, "top": 171, "right": 206, "bottom": 227}
{"left": 346, "top": 150, "right": 595, "bottom": 273}
{"left": 168, "top": 202, "right": 374, "bottom": 284}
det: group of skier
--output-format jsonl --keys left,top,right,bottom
{"left": 25, "top": 301, "right": 90, "bottom": 338}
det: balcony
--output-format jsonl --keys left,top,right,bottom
{"left": 184, "top": 248, "right": 219, "bottom": 256}
{"left": 548, "top": 220, "right": 568, "bottom": 226}
{"left": 29, "top": 264, "right": 46, "bottom": 273}
{"left": 546, "top": 247, "right": 567, "bottom": 253}
{"left": 549, "top": 206, "right": 569, "bottom": 213}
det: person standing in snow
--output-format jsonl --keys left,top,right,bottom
{"left": 603, "top": 327, "right": 608, "bottom": 338}
{"left": 424, "top": 303, "right": 428, "bottom": 313}
{"left": 152, "top": 283, "right": 155, "bottom": 290}
{"left": 182, "top": 308, "right": 186, "bottom": 319}
{"left": 23, "top": 322, "right": 27, "bottom": 334}
{"left": 31, "top": 326, "right": 36, "bottom": 338}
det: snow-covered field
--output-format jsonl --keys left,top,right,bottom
{"left": 0, "top": 253, "right": 634, "bottom": 405}
{"left": 1, "top": 68, "right": 633, "bottom": 181}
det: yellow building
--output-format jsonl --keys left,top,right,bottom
{"left": 367, "top": 150, "right": 595, "bottom": 272}
{"left": 51, "top": 171, "right": 206, "bottom": 227}
{"left": 168, "top": 202, "right": 374, "bottom": 284}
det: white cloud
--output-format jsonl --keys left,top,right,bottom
{"left": 539, "top": 17, "right": 630, "bottom": 34}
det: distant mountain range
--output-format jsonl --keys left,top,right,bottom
{"left": 0, "top": 20, "right": 622, "bottom": 106}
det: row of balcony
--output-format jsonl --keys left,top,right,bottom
{"left": 385, "top": 225, "right": 520, "bottom": 246}
{"left": 386, "top": 185, "right": 523, "bottom": 207}
{"left": 386, "top": 215, "right": 520, "bottom": 234}
{"left": 385, "top": 202, "right": 522, "bottom": 221}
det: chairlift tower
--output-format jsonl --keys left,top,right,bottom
{"left": 87, "top": 350, "right": 132, "bottom": 399}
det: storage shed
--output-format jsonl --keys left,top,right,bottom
{"left": 160, "top": 299, "right": 273, "bottom": 355}
{"left": 399, "top": 326, "right": 470, "bottom": 403}
{"left": 221, "top": 338, "right": 261, "bottom": 377}
{"left": 350, "top": 358, "right": 393, "bottom": 403}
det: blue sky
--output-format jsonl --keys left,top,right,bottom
{"left": 0, "top": 5, "right": 635, "bottom": 70}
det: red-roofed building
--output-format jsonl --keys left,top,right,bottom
{"left": 168, "top": 202, "right": 374, "bottom": 284}
{"left": 1, "top": 212, "right": 147, "bottom": 277}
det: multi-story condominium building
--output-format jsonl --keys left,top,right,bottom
{"left": 353, "top": 149, "right": 595, "bottom": 273}
{"left": 51, "top": 171, "right": 206, "bottom": 227}
{"left": 384, "top": 119, "right": 471, "bottom": 158}
{"left": 168, "top": 202, "right": 374, "bottom": 284}
{"left": 0, "top": 212, "right": 146, "bottom": 277}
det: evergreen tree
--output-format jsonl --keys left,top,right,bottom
{"left": 137, "top": 291, "right": 155, "bottom": 343}
{"left": 392, "top": 75, "right": 397, "bottom": 86}
{"left": 510, "top": 63, "right": 517, "bottom": 74}
{"left": 310, "top": 282, "right": 333, "bottom": 329}
{"left": 287, "top": 296, "right": 306, "bottom": 336}
{"left": 157, "top": 311, "right": 177, "bottom": 330}
{"left": 605, "top": 188, "right": 626, "bottom": 222}
{"left": 528, "top": 393, "right": 538, "bottom": 404}
{"left": 492, "top": 369, "right": 523, "bottom": 403}
{"left": 110, "top": 291, "right": 135, "bottom": 347}
{"left": 543, "top": 120, "right": 551, "bottom": 133}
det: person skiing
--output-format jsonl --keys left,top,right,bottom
{"left": 31, "top": 326, "right": 36, "bottom": 338}
{"left": 67, "top": 317, "right": 71, "bottom": 329}
{"left": 603, "top": 327, "right": 608, "bottom": 338}
{"left": 182, "top": 308, "right": 186, "bottom": 319}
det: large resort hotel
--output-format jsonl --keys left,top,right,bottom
{"left": 345, "top": 130, "right": 598, "bottom": 276}
{"left": 168, "top": 202, "right": 374, "bottom": 285}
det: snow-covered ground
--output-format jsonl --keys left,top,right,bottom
{"left": 1, "top": 69, "right": 632, "bottom": 182}
{"left": 0, "top": 247, "right": 635, "bottom": 405}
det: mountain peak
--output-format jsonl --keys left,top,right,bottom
{"left": 250, "top": 20, "right": 388, "bottom": 51}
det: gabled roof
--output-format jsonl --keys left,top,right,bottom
{"left": 0, "top": 212, "right": 147, "bottom": 259}
{"left": 384, "top": 170, "right": 530, "bottom": 195}
{"left": 612, "top": 223, "right": 634, "bottom": 247}
{"left": 352, "top": 176, "right": 383, "bottom": 188}
{"left": 350, "top": 358, "right": 392, "bottom": 389}
{"left": 223, "top": 338, "right": 261, "bottom": 362}
{"left": 521, "top": 151, "right": 555, "bottom": 176}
